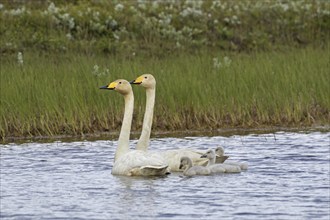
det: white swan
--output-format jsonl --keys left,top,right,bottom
{"left": 100, "top": 79, "right": 169, "bottom": 176}
{"left": 131, "top": 74, "right": 212, "bottom": 171}
{"left": 201, "top": 149, "right": 241, "bottom": 173}
{"left": 179, "top": 157, "right": 211, "bottom": 176}
{"left": 215, "top": 146, "right": 248, "bottom": 170}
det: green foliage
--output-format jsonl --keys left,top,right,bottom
{"left": 0, "top": 46, "right": 329, "bottom": 139}
{"left": 0, "top": 0, "right": 329, "bottom": 55}
{"left": 0, "top": 0, "right": 329, "bottom": 140}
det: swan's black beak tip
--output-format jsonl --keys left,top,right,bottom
{"left": 100, "top": 85, "right": 113, "bottom": 90}
{"left": 200, "top": 155, "right": 207, "bottom": 158}
{"left": 130, "top": 80, "right": 141, "bottom": 85}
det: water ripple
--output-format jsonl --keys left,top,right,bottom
{"left": 0, "top": 131, "right": 329, "bottom": 219}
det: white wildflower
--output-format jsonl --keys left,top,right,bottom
{"left": 92, "top": 65, "right": 100, "bottom": 76}
{"left": 0, "top": 4, "right": 4, "bottom": 10}
{"left": 213, "top": 57, "right": 232, "bottom": 69}
{"left": 10, "top": 7, "right": 26, "bottom": 16}
{"left": 66, "top": 33, "right": 73, "bottom": 40}
{"left": 280, "top": 3, "right": 289, "bottom": 12}
{"left": 152, "top": 1, "right": 159, "bottom": 9}
{"left": 213, "top": 58, "right": 222, "bottom": 69}
{"left": 17, "top": 52, "right": 23, "bottom": 65}
{"left": 92, "top": 65, "right": 108, "bottom": 77}
{"left": 223, "top": 56, "right": 232, "bottom": 67}
{"left": 211, "top": 0, "right": 221, "bottom": 10}
{"left": 48, "top": 2, "right": 58, "bottom": 14}
{"left": 115, "top": 4, "right": 124, "bottom": 12}
{"left": 138, "top": 0, "right": 147, "bottom": 10}
{"left": 93, "top": 11, "right": 100, "bottom": 21}
{"left": 180, "top": 7, "right": 203, "bottom": 17}
{"left": 113, "top": 33, "right": 120, "bottom": 40}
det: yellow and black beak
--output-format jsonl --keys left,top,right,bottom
{"left": 130, "top": 76, "right": 143, "bottom": 85}
{"left": 99, "top": 82, "right": 117, "bottom": 90}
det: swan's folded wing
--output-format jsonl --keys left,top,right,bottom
{"left": 112, "top": 150, "right": 169, "bottom": 176}
{"left": 158, "top": 149, "right": 208, "bottom": 171}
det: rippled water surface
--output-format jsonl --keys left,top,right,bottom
{"left": 1, "top": 131, "right": 329, "bottom": 219}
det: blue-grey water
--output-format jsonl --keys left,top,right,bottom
{"left": 1, "top": 131, "right": 329, "bottom": 220}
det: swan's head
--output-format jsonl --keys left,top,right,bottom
{"left": 215, "top": 146, "right": 225, "bottom": 156}
{"left": 179, "top": 156, "right": 192, "bottom": 170}
{"left": 130, "top": 74, "right": 156, "bottom": 89}
{"left": 100, "top": 79, "right": 132, "bottom": 95}
{"left": 201, "top": 149, "right": 216, "bottom": 160}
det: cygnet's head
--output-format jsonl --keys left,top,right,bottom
{"left": 130, "top": 74, "right": 156, "bottom": 89}
{"left": 215, "top": 146, "right": 225, "bottom": 156}
{"left": 100, "top": 79, "right": 132, "bottom": 95}
{"left": 179, "top": 156, "right": 192, "bottom": 170}
{"left": 201, "top": 149, "right": 216, "bottom": 160}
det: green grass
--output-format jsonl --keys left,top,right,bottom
{"left": 0, "top": 46, "right": 329, "bottom": 140}
{"left": 1, "top": 0, "right": 329, "bottom": 55}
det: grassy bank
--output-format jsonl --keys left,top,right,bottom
{"left": 0, "top": 46, "right": 329, "bottom": 140}
{"left": 0, "top": 0, "right": 329, "bottom": 55}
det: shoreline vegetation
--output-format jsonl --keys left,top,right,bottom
{"left": 0, "top": 1, "right": 329, "bottom": 141}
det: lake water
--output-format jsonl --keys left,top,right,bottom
{"left": 1, "top": 131, "right": 329, "bottom": 219}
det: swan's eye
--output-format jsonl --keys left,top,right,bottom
{"left": 119, "top": 82, "right": 122, "bottom": 84}
{"left": 144, "top": 76, "right": 147, "bottom": 79}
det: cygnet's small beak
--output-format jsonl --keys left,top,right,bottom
{"left": 179, "top": 164, "right": 183, "bottom": 169}
{"left": 200, "top": 154, "right": 207, "bottom": 158}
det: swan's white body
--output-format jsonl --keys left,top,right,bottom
{"left": 202, "top": 149, "right": 241, "bottom": 174}
{"left": 215, "top": 146, "right": 248, "bottom": 170}
{"left": 100, "top": 79, "right": 168, "bottom": 176}
{"left": 112, "top": 150, "right": 168, "bottom": 176}
{"left": 131, "top": 74, "right": 215, "bottom": 171}
{"left": 180, "top": 157, "right": 211, "bottom": 177}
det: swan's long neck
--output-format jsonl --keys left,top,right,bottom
{"left": 136, "top": 87, "right": 155, "bottom": 151}
{"left": 184, "top": 159, "right": 193, "bottom": 173}
{"left": 115, "top": 92, "right": 134, "bottom": 161}
{"left": 208, "top": 155, "right": 216, "bottom": 166}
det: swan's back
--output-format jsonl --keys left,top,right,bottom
{"left": 160, "top": 149, "right": 208, "bottom": 172}
{"left": 112, "top": 150, "right": 169, "bottom": 176}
